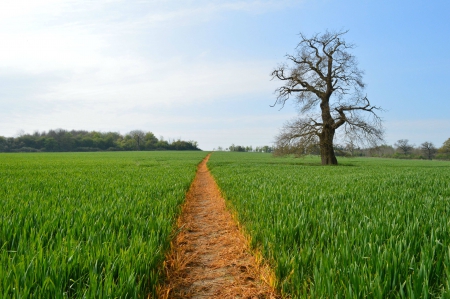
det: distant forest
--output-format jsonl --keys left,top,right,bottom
{"left": 221, "top": 139, "right": 450, "bottom": 161}
{"left": 0, "top": 129, "right": 200, "bottom": 152}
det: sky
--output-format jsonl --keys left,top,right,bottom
{"left": 1, "top": 0, "right": 449, "bottom": 150}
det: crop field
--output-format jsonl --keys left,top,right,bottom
{"left": 0, "top": 151, "right": 206, "bottom": 298}
{"left": 208, "top": 153, "right": 450, "bottom": 298}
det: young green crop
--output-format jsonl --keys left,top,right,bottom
{"left": 208, "top": 152, "right": 450, "bottom": 298}
{"left": 0, "top": 151, "right": 206, "bottom": 298}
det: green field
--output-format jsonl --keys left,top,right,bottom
{"left": 2, "top": 151, "right": 450, "bottom": 298}
{"left": 208, "top": 153, "right": 450, "bottom": 298}
{"left": 0, "top": 151, "right": 206, "bottom": 298}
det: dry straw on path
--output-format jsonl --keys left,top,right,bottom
{"left": 158, "top": 154, "right": 278, "bottom": 299}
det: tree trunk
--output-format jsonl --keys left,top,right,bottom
{"left": 320, "top": 126, "right": 338, "bottom": 165}
{"left": 320, "top": 98, "right": 338, "bottom": 165}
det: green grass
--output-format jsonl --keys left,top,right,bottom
{"left": 208, "top": 152, "right": 450, "bottom": 298}
{"left": 0, "top": 151, "right": 206, "bottom": 298}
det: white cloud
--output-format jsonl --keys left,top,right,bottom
{"left": 0, "top": 0, "right": 62, "bottom": 19}
{"left": 0, "top": 30, "right": 106, "bottom": 73}
{"left": 25, "top": 58, "right": 278, "bottom": 106}
{"left": 1, "top": 0, "right": 286, "bottom": 99}
{"left": 0, "top": 0, "right": 299, "bottom": 144}
{"left": 0, "top": 58, "right": 282, "bottom": 136}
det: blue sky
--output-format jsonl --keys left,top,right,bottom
{"left": 1, "top": 0, "right": 449, "bottom": 150}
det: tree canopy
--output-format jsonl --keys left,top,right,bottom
{"left": 0, "top": 129, "right": 200, "bottom": 152}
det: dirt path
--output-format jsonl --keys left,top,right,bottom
{"left": 158, "top": 154, "right": 278, "bottom": 299}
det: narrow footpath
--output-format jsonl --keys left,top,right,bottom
{"left": 158, "top": 154, "right": 278, "bottom": 299}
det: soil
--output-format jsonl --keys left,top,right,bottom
{"left": 158, "top": 154, "right": 278, "bottom": 299}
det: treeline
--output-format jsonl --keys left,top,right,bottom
{"left": 0, "top": 129, "right": 200, "bottom": 152}
{"left": 289, "top": 138, "right": 450, "bottom": 160}
{"left": 214, "top": 144, "right": 274, "bottom": 153}
{"left": 359, "top": 138, "right": 450, "bottom": 160}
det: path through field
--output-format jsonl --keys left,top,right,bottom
{"left": 159, "top": 154, "right": 278, "bottom": 298}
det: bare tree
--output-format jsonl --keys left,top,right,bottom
{"left": 272, "top": 30, "right": 383, "bottom": 165}
{"left": 395, "top": 139, "right": 413, "bottom": 155}
{"left": 421, "top": 141, "right": 436, "bottom": 160}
